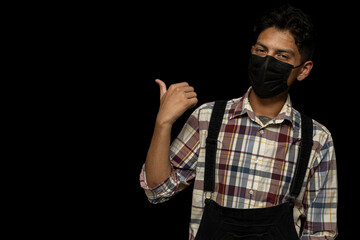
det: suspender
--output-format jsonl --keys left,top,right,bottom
{"left": 204, "top": 100, "right": 313, "bottom": 201}
{"left": 204, "top": 100, "right": 227, "bottom": 192}
{"left": 289, "top": 113, "right": 313, "bottom": 200}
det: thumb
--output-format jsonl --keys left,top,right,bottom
{"left": 155, "top": 79, "right": 167, "bottom": 99}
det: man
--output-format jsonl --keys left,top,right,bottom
{"left": 140, "top": 4, "right": 338, "bottom": 239}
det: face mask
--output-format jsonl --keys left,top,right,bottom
{"left": 248, "top": 54, "right": 302, "bottom": 98}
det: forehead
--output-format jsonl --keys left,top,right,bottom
{"left": 256, "top": 27, "right": 300, "bottom": 56}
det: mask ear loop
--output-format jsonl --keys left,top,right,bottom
{"left": 293, "top": 62, "right": 304, "bottom": 69}
{"left": 294, "top": 59, "right": 310, "bottom": 79}
{"left": 294, "top": 63, "right": 304, "bottom": 80}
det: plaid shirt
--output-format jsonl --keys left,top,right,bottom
{"left": 140, "top": 88, "right": 338, "bottom": 239}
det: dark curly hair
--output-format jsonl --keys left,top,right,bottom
{"left": 254, "top": 4, "right": 315, "bottom": 62}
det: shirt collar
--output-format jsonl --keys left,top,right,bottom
{"left": 229, "top": 87, "right": 295, "bottom": 127}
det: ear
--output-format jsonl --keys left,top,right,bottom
{"left": 297, "top": 60, "right": 313, "bottom": 81}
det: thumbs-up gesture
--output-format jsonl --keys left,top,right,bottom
{"left": 155, "top": 79, "right": 198, "bottom": 126}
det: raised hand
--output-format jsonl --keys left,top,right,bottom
{"left": 155, "top": 79, "right": 198, "bottom": 126}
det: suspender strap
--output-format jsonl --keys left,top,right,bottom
{"left": 289, "top": 113, "right": 313, "bottom": 200}
{"left": 204, "top": 100, "right": 227, "bottom": 192}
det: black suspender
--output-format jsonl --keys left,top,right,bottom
{"left": 289, "top": 113, "right": 313, "bottom": 200}
{"left": 204, "top": 100, "right": 313, "bottom": 201}
{"left": 204, "top": 100, "right": 227, "bottom": 192}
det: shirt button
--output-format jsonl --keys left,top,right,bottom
{"left": 249, "top": 190, "right": 254, "bottom": 195}
{"left": 259, "top": 130, "right": 264, "bottom": 135}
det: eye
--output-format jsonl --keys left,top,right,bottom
{"left": 277, "top": 54, "right": 290, "bottom": 61}
{"left": 254, "top": 47, "right": 266, "bottom": 56}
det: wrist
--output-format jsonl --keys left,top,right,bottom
{"left": 155, "top": 113, "right": 175, "bottom": 129}
{"left": 155, "top": 118, "right": 173, "bottom": 130}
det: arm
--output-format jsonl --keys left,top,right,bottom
{"left": 145, "top": 79, "right": 198, "bottom": 188}
{"left": 301, "top": 134, "right": 338, "bottom": 239}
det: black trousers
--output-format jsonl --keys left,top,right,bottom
{"left": 195, "top": 199, "right": 299, "bottom": 240}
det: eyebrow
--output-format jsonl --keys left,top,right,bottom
{"left": 255, "top": 41, "right": 295, "bottom": 57}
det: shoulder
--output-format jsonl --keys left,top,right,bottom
{"left": 303, "top": 113, "right": 335, "bottom": 166}
{"left": 312, "top": 119, "right": 332, "bottom": 137}
{"left": 311, "top": 118, "right": 335, "bottom": 158}
{"left": 292, "top": 108, "right": 334, "bottom": 153}
{"left": 311, "top": 117, "right": 333, "bottom": 146}
{"left": 292, "top": 109, "right": 336, "bottom": 168}
{"left": 293, "top": 109, "right": 333, "bottom": 142}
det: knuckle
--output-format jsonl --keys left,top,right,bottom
{"left": 182, "top": 98, "right": 189, "bottom": 106}
{"left": 168, "top": 84, "right": 175, "bottom": 91}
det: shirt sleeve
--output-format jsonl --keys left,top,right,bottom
{"left": 139, "top": 107, "right": 201, "bottom": 204}
{"left": 300, "top": 133, "right": 338, "bottom": 239}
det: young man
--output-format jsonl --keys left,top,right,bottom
{"left": 140, "top": 5, "right": 338, "bottom": 240}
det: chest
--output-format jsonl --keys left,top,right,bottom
{"left": 198, "top": 117, "right": 301, "bottom": 206}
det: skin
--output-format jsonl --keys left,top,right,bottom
{"left": 145, "top": 27, "right": 313, "bottom": 187}
{"left": 145, "top": 80, "right": 198, "bottom": 187}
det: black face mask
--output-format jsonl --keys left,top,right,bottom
{"left": 248, "top": 54, "right": 302, "bottom": 98}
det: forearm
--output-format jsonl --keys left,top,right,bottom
{"left": 145, "top": 121, "right": 173, "bottom": 188}
{"left": 145, "top": 79, "right": 198, "bottom": 188}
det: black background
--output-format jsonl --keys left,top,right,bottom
{"left": 69, "top": 1, "right": 356, "bottom": 239}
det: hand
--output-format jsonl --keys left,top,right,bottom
{"left": 155, "top": 79, "right": 198, "bottom": 126}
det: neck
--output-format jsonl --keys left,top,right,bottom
{"left": 248, "top": 89, "right": 288, "bottom": 118}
